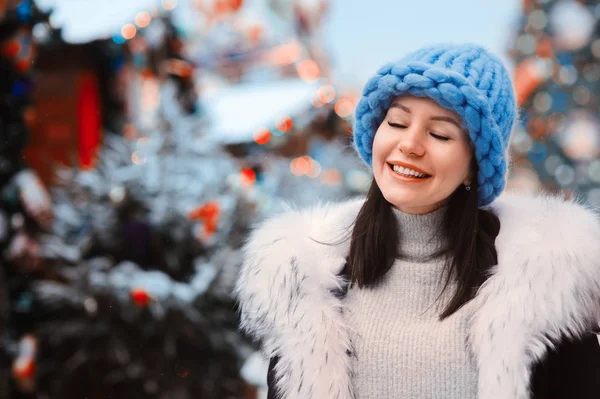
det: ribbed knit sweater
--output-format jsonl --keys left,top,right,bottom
{"left": 343, "top": 206, "right": 478, "bottom": 398}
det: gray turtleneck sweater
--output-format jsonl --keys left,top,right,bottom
{"left": 343, "top": 206, "right": 478, "bottom": 398}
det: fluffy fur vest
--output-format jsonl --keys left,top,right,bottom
{"left": 234, "top": 193, "right": 600, "bottom": 399}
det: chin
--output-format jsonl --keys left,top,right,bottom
{"left": 383, "top": 192, "right": 422, "bottom": 209}
{"left": 381, "top": 190, "right": 440, "bottom": 213}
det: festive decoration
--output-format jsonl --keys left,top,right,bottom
{"left": 130, "top": 287, "right": 152, "bottom": 307}
{"left": 509, "top": 0, "right": 600, "bottom": 204}
{"left": 11, "top": 334, "right": 37, "bottom": 393}
{"left": 0, "top": 1, "right": 365, "bottom": 398}
{"left": 4, "top": 119, "right": 259, "bottom": 397}
{"left": 0, "top": 0, "right": 50, "bottom": 187}
{"left": 189, "top": 200, "right": 221, "bottom": 240}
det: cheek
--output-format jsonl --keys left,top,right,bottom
{"left": 371, "top": 129, "right": 390, "bottom": 168}
{"left": 436, "top": 144, "right": 472, "bottom": 181}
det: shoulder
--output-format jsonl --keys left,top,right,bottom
{"left": 234, "top": 197, "right": 364, "bottom": 349}
{"left": 469, "top": 191, "right": 600, "bottom": 396}
{"left": 488, "top": 191, "right": 600, "bottom": 256}
{"left": 242, "top": 197, "right": 365, "bottom": 263}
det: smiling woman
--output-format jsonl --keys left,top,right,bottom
{"left": 235, "top": 43, "right": 600, "bottom": 399}
{"left": 372, "top": 95, "right": 473, "bottom": 215}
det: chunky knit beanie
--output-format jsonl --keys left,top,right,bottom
{"left": 353, "top": 43, "right": 517, "bottom": 206}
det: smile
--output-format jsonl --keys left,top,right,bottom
{"left": 387, "top": 163, "right": 432, "bottom": 182}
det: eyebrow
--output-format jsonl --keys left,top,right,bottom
{"left": 389, "top": 102, "right": 462, "bottom": 129}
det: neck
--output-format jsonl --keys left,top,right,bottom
{"left": 392, "top": 205, "right": 448, "bottom": 261}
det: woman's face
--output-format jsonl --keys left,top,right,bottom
{"left": 372, "top": 95, "right": 473, "bottom": 215}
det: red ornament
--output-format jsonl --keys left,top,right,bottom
{"left": 130, "top": 288, "right": 152, "bottom": 307}
{"left": 246, "top": 24, "right": 263, "bottom": 42}
{"left": 13, "top": 357, "right": 35, "bottom": 379}
{"left": 188, "top": 201, "right": 220, "bottom": 221}
{"left": 229, "top": 0, "right": 244, "bottom": 12}
{"left": 276, "top": 117, "right": 293, "bottom": 133}
{"left": 204, "top": 218, "right": 219, "bottom": 235}
{"left": 15, "top": 59, "right": 31, "bottom": 72}
{"left": 214, "top": 0, "right": 244, "bottom": 15}
{"left": 12, "top": 334, "right": 38, "bottom": 390}
{"left": 2, "top": 40, "right": 20, "bottom": 57}
{"left": 240, "top": 168, "right": 256, "bottom": 186}
{"left": 1, "top": 29, "right": 35, "bottom": 73}
{"left": 189, "top": 201, "right": 221, "bottom": 240}
{"left": 253, "top": 128, "right": 271, "bottom": 145}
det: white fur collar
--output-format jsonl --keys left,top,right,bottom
{"left": 234, "top": 193, "right": 600, "bottom": 399}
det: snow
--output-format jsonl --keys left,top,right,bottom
{"left": 201, "top": 78, "right": 321, "bottom": 144}
{"left": 36, "top": 0, "right": 160, "bottom": 44}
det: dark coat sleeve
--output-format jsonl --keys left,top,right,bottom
{"left": 267, "top": 356, "right": 281, "bottom": 399}
{"left": 531, "top": 331, "right": 600, "bottom": 398}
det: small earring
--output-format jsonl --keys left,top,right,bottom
{"left": 464, "top": 182, "right": 471, "bottom": 192}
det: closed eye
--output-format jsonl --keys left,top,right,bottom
{"left": 430, "top": 133, "right": 450, "bottom": 141}
{"left": 387, "top": 122, "right": 407, "bottom": 129}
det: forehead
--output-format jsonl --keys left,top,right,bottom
{"left": 389, "top": 95, "right": 460, "bottom": 118}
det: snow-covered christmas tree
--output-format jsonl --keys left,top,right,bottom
{"left": 508, "top": 0, "right": 600, "bottom": 203}
{"left": 1, "top": 1, "right": 369, "bottom": 398}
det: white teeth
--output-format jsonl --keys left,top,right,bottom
{"left": 392, "top": 164, "right": 427, "bottom": 178}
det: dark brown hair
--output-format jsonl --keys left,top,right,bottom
{"left": 346, "top": 159, "right": 500, "bottom": 319}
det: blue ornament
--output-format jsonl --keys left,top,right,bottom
{"left": 110, "top": 56, "right": 124, "bottom": 72}
{"left": 16, "top": 1, "right": 32, "bottom": 22}
{"left": 133, "top": 53, "right": 146, "bottom": 68}
{"left": 527, "top": 141, "right": 548, "bottom": 164}
{"left": 551, "top": 91, "right": 569, "bottom": 112}
{"left": 11, "top": 80, "right": 28, "bottom": 97}
{"left": 112, "top": 35, "right": 126, "bottom": 45}
{"left": 556, "top": 52, "right": 573, "bottom": 66}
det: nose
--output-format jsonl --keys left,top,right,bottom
{"left": 397, "top": 127, "right": 425, "bottom": 157}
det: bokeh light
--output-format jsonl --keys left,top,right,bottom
{"left": 253, "top": 128, "right": 271, "bottom": 145}
{"left": 335, "top": 98, "right": 355, "bottom": 118}
{"left": 320, "top": 169, "right": 342, "bottom": 185}
{"left": 135, "top": 12, "right": 152, "bottom": 28}
{"left": 297, "top": 60, "right": 320, "bottom": 82}
{"left": 317, "top": 85, "right": 335, "bottom": 103}
{"left": 121, "top": 24, "right": 137, "bottom": 40}
{"left": 276, "top": 116, "right": 293, "bottom": 133}
{"left": 132, "top": 152, "right": 147, "bottom": 165}
{"left": 240, "top": 168, "right": 256, "bottom": 186}
{"left": 162, "top": 0, "right": 178, "bottom": 10}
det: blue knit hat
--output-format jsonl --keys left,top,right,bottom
{"left": 353, "top": 43, "right": 517, "bottom": 206}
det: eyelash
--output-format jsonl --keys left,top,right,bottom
{"left": 387, "top": 122, "right": 450, "bottom": 141}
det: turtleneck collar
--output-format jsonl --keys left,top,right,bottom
{"left": 392, "top": 205, "right": 448, "bottom": 262}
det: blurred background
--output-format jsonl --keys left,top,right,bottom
{"left": 0, "top": 0, "right": 598, "bottom": 398}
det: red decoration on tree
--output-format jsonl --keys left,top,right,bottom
{"left": 1, "top": 28, "right": 35, "bottom": 73}
{"left": 130, "top": 288, "right": 152, "bottom": 307}
{"left": 1, "top": 40, "right": 20, "bottom": 57}
{"left": 240, "top": 168, "right": 256, "bottom": 186}
{"left": 214, "top": 0, "right": 244, "bottom": 15}
{"left": 188, "top": 201, "right": 220, "bottom": 221}
{"left": 229, "top": 0, "right": 244, "bottom": 11}
{"left": 12, "top": 334, "right": 38, "bottom": 392}
{"left": 276, "top": 116, "right": 293, "bottom": 133}
{"left": 13, "top": 357, "right": 35, "bottom": 379}
{"left": 188, "top": 201, "right": 221, "bottom": 239}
